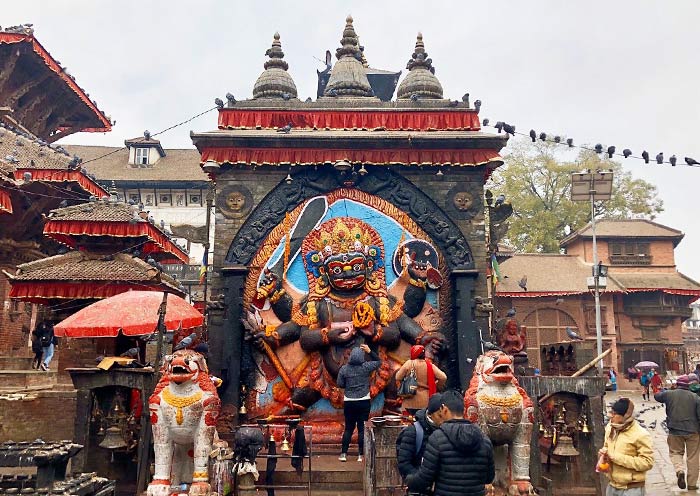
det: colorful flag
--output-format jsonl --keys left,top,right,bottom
{"left": 199, "top": 252, "right": 207, "bottom": 284}
{"left": 490, "top": 253, "right": 501, "bottom": 286}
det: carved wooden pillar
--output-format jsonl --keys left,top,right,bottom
{"left": 451, "top": 268, "right": 479, "bottom": 390}
{"left": 71, "top": 389, "right": 92, "bottom": 472}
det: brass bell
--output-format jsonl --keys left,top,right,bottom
{"left": 281, "top": 436, "right": 291, "bottom": 452}
{"left": 539, "top": 423, "right": 545, "bottom": 434}
{"left": 99, "top": 426, "right": 127, "bottom": 450}
{"left": 239, "top": 403, "right": 247, "bottom": 415}
{"left": 552, "top": 434, "right": 579, "bottom": 457}
{"left": 543, "top": 426, "right": 552, "bottom": 439}
{"left": 581, "top": 415, "right": 590, "bottom": 434}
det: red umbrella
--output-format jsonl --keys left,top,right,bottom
{"left": 54, "top": 291, "right": 203, "bottom": 338}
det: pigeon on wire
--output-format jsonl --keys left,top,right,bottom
{"left": 685, "top": 157, "right": 699, "bottom": 166}
{"left": 642, "top": 151, "right": 650, "bottom": 163}
{"left": 214, "top": 98, "right": 224, "bottom": 109}
{"left": 518, "top": 275, "right": 528, "bottom": 291}
{"left": 669, "top": 155, "right": 677, "bottom": 166}
{"left": 173, "top": 332, "right": 198, "bottom": 351}
{"left": 623, "top": 149, "right": 632, "bottom": 158}
{"left": 120, "top": 347, "right": 140, "bottom": 358}
{"left": 277, "top": 122, "right": 293, "bottom": 134}
{"left": 225, "top": 93, "right": 236, "bottom": 105}
{"left": 566, "top": 327, "right": 584, "bottom": 341}
{"left": 655, "top": 152, "right": 663, "bottom": 164}
{"left": 529, "top": 130, "right": 537, "bottom": 142}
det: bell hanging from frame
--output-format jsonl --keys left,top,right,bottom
{"left": 99, "top": 426, "right": 127, "bottom": 450}
{"left": 239, "top": 403, "right": 247, "bottom": 415}
{"left": 581, "top": 416, "right": 590, "bottom": 434}
{"left": 281, "top": 436, "right": 291, "bottom": 452}
{"left": 552, "top": 434, "right": 579, "bottom": 457}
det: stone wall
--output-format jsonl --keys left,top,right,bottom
{"left": 0, "top": 390, "right": 77, "bottom": 441}
{"left": 0, "top": 270, "right": 34, "bottom": 355}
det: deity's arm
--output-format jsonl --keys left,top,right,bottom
{"left": 402, "top": 282, "right": 427, "bottom": 318}
{"left": 273, "top": 320, "right": 302, "bottom": 348}
{"left": 395, "top": 313, "right": 424, "bottom": 343}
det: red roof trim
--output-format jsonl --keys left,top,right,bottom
{"left": 218, "top": 108, "right": 481, "bottom": 131}
{"left": 9, "top": 281, "right": 182, "bottom": 303}
{"left": 0, "top": 33, "right": 111, "bottom": 133}
{"left": 15, "top": 168, "right": 109, "bottom": 197}
{"left": 498, "top": 288, "right": 700, "bottom": 298}
{"left": 200, "top": 147, "right": 502, "bottom": 167}
{"left": 43, "top": 220, "right": 189, "bottom": 264}
{"left": 0, "top": 188, "right": 12, "bottom": 214}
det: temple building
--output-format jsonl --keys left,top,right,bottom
{"left": 496, "top": 219, "right": 700, "bottom": 377}
{"left": 0, "top": 26, "right": 112, "bottom": 355}
{"left": 191, "top": 17, "right": 508, "bottom": 431}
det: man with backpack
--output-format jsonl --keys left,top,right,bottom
{"left": 405, "top": 390, "right": 494, "bottom": 496}
{"left": 396, "top": 393, "right": 444, "bottom": 494}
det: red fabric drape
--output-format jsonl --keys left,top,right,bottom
{"left": 200, "top": 147, "right": 502, "bottom": 167}
{"left": 15, "top": 169, "right": 109, "bottom": 197}
{"left": 44, "top": 220, "right": 189, "bottom": 264}
{"left": 218, "top": 108, "right": 481, "bottom": 131}
{"left": 426, "top": 358, "right": 437, "bottom": 397}
{"left": 0, "top": 33, "right": 111, "bottom": 132}
{"left": 0, "top": 188, "right": 12, "bottom": 214}
{"left": 8, "top": 281, "right": 177, "bottom": 303}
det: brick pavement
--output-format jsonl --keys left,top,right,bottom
{"left": 607, "top": 390, "right": 692, "bottom": 495}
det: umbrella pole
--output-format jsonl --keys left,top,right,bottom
{"left": 137, "top": 292, "right": 169, "bottom": 493}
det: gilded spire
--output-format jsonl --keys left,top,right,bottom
{"left": 253, "top": 32, "right": 298, "bottom": 100}
{"left": 323, "top": 16, "right": 374, "bottom": 97}
{"left": 397, "top": 32, "right": 444, "bottom": 100}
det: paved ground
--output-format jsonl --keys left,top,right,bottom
{"left": 606, "top": 389, "right": 693, "bottom": 496}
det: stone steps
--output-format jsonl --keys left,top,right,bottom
{"left": 256, "top": 453, "right": 364, "bottom": 493}
{"left": 0, "top": 357, "right": 34, "bottom": 371}
{"left": 0, "top": 370, "right": 56, "bottom": 391}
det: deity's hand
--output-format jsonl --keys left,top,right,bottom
{"left": 256, "top": 268, "right": 281, "bottom": 299}
{"left": 328, "top": 321, "right": 356, "bottom": 343}
{"left": 253, "top": 330, "right": 280, "bottom": 351}
{"left": 418, "top": 332, "right": 445, "bottom": 356}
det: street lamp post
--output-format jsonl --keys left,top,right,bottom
{"left": 571, "top": 170, "right": 614, "bottom": 373}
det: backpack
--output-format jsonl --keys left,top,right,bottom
{"left": 413, "top": 421, "right": 424, "bottom": 456}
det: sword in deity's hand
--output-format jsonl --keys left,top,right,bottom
{"left": 242, "top": 310, "right": 293, "bottom": 390}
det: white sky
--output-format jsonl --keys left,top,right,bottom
{"left": 6, "top": 0, "right": 700, "bottom": 279}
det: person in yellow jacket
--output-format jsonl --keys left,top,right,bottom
{"left": 600, "top": 398, "right": 654, "bottom": 496}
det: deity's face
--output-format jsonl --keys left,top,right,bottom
{"left": 452, "top": 191, "right": 474, "bottom": 211}
{"left": 226, "top": 191, "right": 246, "bottom": 211}
{"left": 323, "top": 252, "right": 367, "bottom": 291}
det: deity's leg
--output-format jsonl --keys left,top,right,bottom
{"left": 290, "top": 387, "right": 322, "bottom": 411}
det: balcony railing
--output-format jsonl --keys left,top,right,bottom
{"left": 609, "top": 254, "right": 653, "bottom": 265}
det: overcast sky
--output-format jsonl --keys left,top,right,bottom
{"left": 6, "top": 1, "right": 700, "bottom": 278}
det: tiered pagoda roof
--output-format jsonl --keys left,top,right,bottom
{"left": 6, "top": 251, "right": 182, "bottom": 303}
{"left": 0, "top": 26, "right": 112, "bottom": 142}
{"left": 44, "top": 200, "right": 190, "bottom": 264}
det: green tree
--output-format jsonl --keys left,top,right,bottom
{"left": 488, "top": 139, "right": 664, "bottom": 253}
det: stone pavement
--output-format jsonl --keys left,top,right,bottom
{"left": 606, "top": 390, "right": 692, "bottom": 496}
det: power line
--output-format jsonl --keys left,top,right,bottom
{"left": 481, "top": 119, "right": 700, "bottom": 168}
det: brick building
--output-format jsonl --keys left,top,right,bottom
{"left": 496, "top": 219, "right": 700, "bottom": 375}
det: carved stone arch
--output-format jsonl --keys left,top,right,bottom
{"left": 225, "top": 165, "right": 474, "bottom": 270}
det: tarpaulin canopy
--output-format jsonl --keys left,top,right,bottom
{"left": 54, "top": 291, "right": 203, "bottom": 338}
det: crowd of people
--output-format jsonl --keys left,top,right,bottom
{"left": 333, "top": 344, "right": 700, "bottom": 495}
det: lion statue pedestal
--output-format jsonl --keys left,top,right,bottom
{"left": 147, "top": 350, "right": 221, "bottom": 496}
{"left": 465, "top": 351, "right": 536, "bottom": 496}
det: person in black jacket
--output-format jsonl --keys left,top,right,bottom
{"left": 405, "top": 390, "right": 495, "bottom": 496}
{"left": 396, "top": 393, "right": 444, "bottom": 484}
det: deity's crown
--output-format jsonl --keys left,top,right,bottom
{"left": 312, "top": 218, "right": 373, "bottom": 256}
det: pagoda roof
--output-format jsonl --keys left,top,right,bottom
{"left": 5, "top": 251, "right": 183, "bottom": 303}
{"left": 560, "top": 219, "right": 685, "bottom": 248}
{"left": 0, "top": 28, "right": 112, "bottom": 141}
{"left": 496, "top": 253, "right": 700, "bottom": 298}
{"left": 0, "top": 123, "right": 109, "bottom": 197}
{"left": 44, "top": 200, "right": 190, "bottom": 264}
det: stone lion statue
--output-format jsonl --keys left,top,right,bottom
{"left": 464, "top": 351, "right": 536, "bottom": 496}
{"left": 147, "top": 350, "right": 221, "bottom": 496}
